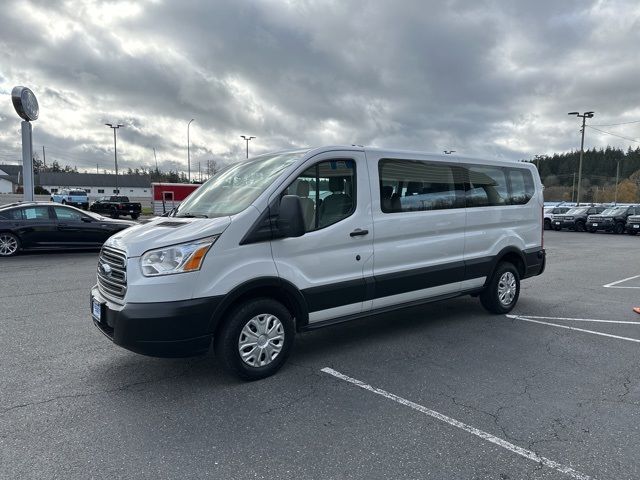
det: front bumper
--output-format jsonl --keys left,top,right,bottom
{"left": 627, "top": 222, "right": 640, "bottom": 232}
{"left": 91, "top": 286, "right": 222, "bottom": 357}
{"left": 552, "top": 219, "right": 575, "bottom": 229}
{"left": 588, "top": 221, "right": 614, "bottom": 231}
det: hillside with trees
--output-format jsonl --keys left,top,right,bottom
{"left": 527, "top": 146, "right": 640, "bottom": 203}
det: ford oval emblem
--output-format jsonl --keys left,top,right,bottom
{"left": 99, "top": 263, "right": 112, "bottom": 276}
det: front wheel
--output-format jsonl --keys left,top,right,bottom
{"left": 544, "top": 218, "right": 551, "bottom": 230}
{"left": 214, "top": 298, "right": 295, "bottom": 381}
{"left": 575, "top": 221, "right": 585, "bottom": 232}
{"left": 480, "top": 262, "right": 520, "bottom": 314}
{"left": 0, "top": 232, "right": 20, "bottom": 257}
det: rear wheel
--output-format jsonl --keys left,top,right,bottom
{"left": 214, "top": 298, "right": 295, "bottom": 381}
{"left": 0, "top": 233, "right": 20, "bottom": 257}
{"left": 110, "top": 210, "right": 119, "bottom": 219}
{"left": 614, "top": 222, "right": 625, "bottom": 234}
{"left": 480, "top": 262, "right": 520, "bottom": 314}
{"left": 131, "top": 214, "right": 140, "bottom": 220}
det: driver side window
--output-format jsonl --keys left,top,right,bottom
{"left": 284, "top": 159, "right": 356, "bottom": 232}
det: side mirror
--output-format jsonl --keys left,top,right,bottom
{"left": 278, "top": 195, "right": 305, "bottom": 238}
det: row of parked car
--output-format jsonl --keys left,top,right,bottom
{"left": 544, "top": 204, "right": 640, "bottom": 235}
{"left": 50, "top": 189, "right": 142, "bottom": 219}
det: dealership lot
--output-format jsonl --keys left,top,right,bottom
{"left": 2, "top": 232, "right": 640, "bottom": 479}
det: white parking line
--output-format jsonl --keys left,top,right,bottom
{"left": 508, "top": 314, "right": 640, "bottom": 325}
{"left": 603, "top": 274, "right": 640, "bottom": 289}
{"left": 506, "top": 315, "right": 640, "bottom": 344}
{"left": 321, "top": 367, "right": 593, "bottom": 480}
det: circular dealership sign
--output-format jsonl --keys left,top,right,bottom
{"left": 11, "top": 86, "right": 39, "bottom": 121}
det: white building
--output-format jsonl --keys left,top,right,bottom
{"left": 38, "top": 172, "right": 152, "bottom": 200}
{"left": 0, "top": 165, "right": 20, "bottom": 193}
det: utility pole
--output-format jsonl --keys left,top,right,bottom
{"left": 614, "top": 158, "right": 621, "bottom": 205}
{"left": 42, "top": 145, "right": 46, "bottom": 169}
{"left": 240, "top": 135, "right": 255, "bottom": 159}
{"left": 187, "top": 119, "right": 194, "bottom": 181}
{"left": 153, "top": 148, "right": 158, "bottom": 172}
{"left": 571, "top": 172, "right": 576, "bottom": 203}
{"left": 105, "top": 123, "right": 124, "bottom": 194}
{"left": 198, "top": 161, "right": 201, "bottom": 182}
{"left": 96, "top": 164, "right": 99, "bottom": 174}
{"left": 567, "top": 111, "right": 594, "bottom": 205}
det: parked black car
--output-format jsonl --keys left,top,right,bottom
{"left": 626, "top": 214, "right": 640, "bottom": 235}
{"left": 551, "top": 205, "right": 607, "bottom": 232}
{"left": 586, "top": 205, "right": 640, "bottom": 234}
{"left": 89, "top": 196, "right": 142, "bottom": 219}
{"left": 0, "top": 202, "right": 136, "bottom": 257}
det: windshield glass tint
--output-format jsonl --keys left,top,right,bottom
{"left": 175, "top": 150, "right": 306, "bottom": 218}
{"left": 600, "top": 208, "right": 617, "bottom": 215}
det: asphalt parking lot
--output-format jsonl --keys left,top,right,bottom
{"left": 2, "top": 231, "right": 640, "bottom": 480}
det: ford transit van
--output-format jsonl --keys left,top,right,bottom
{"left": 91, "top": 146, "right": 545, "bottom": 380}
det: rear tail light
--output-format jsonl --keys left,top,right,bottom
{"left": 541, "top": 206, "right": 544, "bottom": 248}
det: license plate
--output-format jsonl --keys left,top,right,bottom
{"left": 555, "top": 221, "right": 560, "bottom": 225}
{"left": 634, "top": 225, "right": 639, "bottom": 229}
{"left": 592, "top": 223, "right": 598, "bottom": 227}
{"left": 92, "top": 298, "right": 102, "bottom": 321}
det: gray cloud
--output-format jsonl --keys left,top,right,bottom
{"left": 0, "top": 0, "right": 639, "bottom": 175}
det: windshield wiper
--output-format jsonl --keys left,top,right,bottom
{"left": 176, "top": 212, "right": 209, "bottom": 218}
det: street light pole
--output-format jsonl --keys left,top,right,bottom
{"left": 105, "top": 123, "right": 124, "bottom": 194}
{"left": 187, "top": 119, "right": 194, "bottom": 182}
{"left": 240, "top": 135, "right": 255, "bottom": 159}
{"left": 567, "top": 111, "right": 594, "bottom": 205}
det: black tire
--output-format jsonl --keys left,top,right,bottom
{"left": 553, "top": 224, "right": 561, "bottom": 231}
{"left": 131, "top": 214, "right": 140, "bottom": 220}
{"left": 544, "top": 218, "right": 551, "bottom": 230}
{"left": 614, "top": 222, "right": 625, "bottom": 234}
{"left": 0, "top": 232, "right": 21, "bottom": 257}
{"left": 61, "top": 200, "right": 66, "bottom": 205}
{"left": 214, "top": 298, "right": 295, "bottom": 381}
{"left": 575, "top": 221, "right": 585, "bottom": 232}
{"left": 110, "top": 210, "right": 119, "bottom": 219}
{"left": 479, "top": 262, "right": 520, "bottom": 314}
{"left": 588, "top": 227, "right": 597, "bottom": 233}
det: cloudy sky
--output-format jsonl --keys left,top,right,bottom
{"left": 1, "top": 0, "right": 639, "bottom": 175}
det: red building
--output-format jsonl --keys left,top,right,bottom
{"left": 151, "top": 182, "right": 200, "bottom": 215}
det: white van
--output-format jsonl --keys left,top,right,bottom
{"left": 91, "top": 146, "right": 545, "bottom": 380}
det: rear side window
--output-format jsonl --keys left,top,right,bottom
{"left": 70, "top": 190, "right": 87, "bottom": 196}
{"left": 53, "top": 206, "right": 83, "bottom": 221}
{"left": 507, "top": 168, "right": 534, "bottom": 205}
{"left": 378, "top": 159, "right": 464, "bottom": 213}
{"left": 466, "top": 166, "right": 509, "bottom": 207}
{"left": 22, "top": 207, "right": 51, "bottom": 220}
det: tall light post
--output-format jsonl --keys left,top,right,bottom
{"left": 105, "top": 123, "right": 124, "bottom": 194}
{"left": 187, "top": 119, "right": 194, "bottom": 182}
{"left": 567, "top": 111, "right": 594, "bottom": 205}
{"left": 241, "top": 135, "right": 255, "bottom": 159}
{"left": 11, "top": 86, "right": 39, "bottom": 202}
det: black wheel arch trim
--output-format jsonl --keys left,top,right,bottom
{"left": 208, "top": 276, "right": 309, "bottom": 334}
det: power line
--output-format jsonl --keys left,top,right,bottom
{"left": 586, "top": 126, "right": 640, "bottom": 144}
{"left": 590, "top": 119, "right": 640, "bottom": 127}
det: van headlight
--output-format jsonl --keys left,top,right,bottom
{"left": 140, "top": 236, "right": 219, "bottom": 277}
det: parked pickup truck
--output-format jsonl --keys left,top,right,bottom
{"left": 51, "top": 189, "right": 89, "bottom": 209}
{"left": 89, "top": 196, "right": 142, "bottom": 220}
{"left": 587, "top": 205, "right": 640, "bottom": 234}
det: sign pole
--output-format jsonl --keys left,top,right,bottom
{"left": 21, "top": 121, "right": 34, "bottom": 201}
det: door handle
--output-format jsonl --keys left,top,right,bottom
{"left": 350, "top": 229, "right": 369, "bottom": 237}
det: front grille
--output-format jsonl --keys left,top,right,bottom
{"left": 97, "top": 246, "right": 127, "bottom": 301}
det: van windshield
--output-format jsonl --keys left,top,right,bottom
{"left": 174, "top": 150, "right": 306, "bottom": 218}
